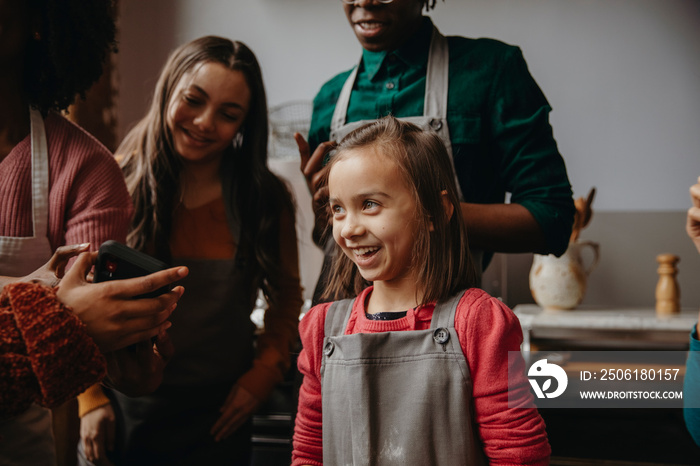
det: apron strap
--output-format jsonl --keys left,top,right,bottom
{"left": 424, "top": 26, "right": 449, "bottom": 118}
{"left": 29, "top": 108, "right": 50, "bottom": 239}
{"left": 324, "top": 298, "right": 355, "bottom": 337}
{"left": 330, "top": 65, "right": 359, "bottom": 135}
{"left": 332, "top": 25, "right": 449, "bottom": 133}
{"left": 430, "top": 291, "right": 465, "bottom": 330}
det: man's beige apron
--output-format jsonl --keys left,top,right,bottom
{"left": 321, "top": 293, "right": 487, "bottom": 465}
{"left": 0, "top": 108, "right": 57, "bottom": 465}
{"left": 330, "top": 25, "right": 463, "bottom": 201}
{"left": 313, "top": 26, "right": 481, "bottom": 303}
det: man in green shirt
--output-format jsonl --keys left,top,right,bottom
{"left": 297, "top": 0, "right": 574, "bottom": 301}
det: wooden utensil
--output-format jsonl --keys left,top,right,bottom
{"left": 570, "top": 187, "right": 596, "bottom": 242}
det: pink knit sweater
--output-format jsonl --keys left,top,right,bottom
{"left": 0, "top": 112, "right": 132, "bottom": 252}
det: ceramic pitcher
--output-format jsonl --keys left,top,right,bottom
{"left": 529, "top": 240, "right": 600, "bottom": 310}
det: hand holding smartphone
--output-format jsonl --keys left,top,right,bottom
{"left": 94, "top": 240, "right": 170, "bottom": 298}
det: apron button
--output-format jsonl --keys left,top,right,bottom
{"left": 429, "top": 119, "right": 443, "bottom": 131}
{"left": 324, "top": 341, "right": 335, "bottom": 356}
{"left": 433, "top": 327, "right": 450, "bottom": 345}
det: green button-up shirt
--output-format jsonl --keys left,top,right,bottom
{"left": 309, "top": 17, "right": 574, "bottom": 257}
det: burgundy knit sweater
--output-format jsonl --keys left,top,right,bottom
{"left": 0, "top": 112, "right": 132, "bottom": 251}
{"left": 0, "top": 282, "right": 105, "bottom": 419}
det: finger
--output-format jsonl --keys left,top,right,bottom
{"left": 101, "top": 301, "right": 176, "bottom": 351}
{"left": 109, "top": 266, "right": 188, "bottom": 299}
{"left": 214, "top": 410, "right": 245, "bottom": 442}
{"left": 211, "top": 412, "right": 239, "bottom": 441}
{"left": 302, "top": 141, "right": 335, "bottom": 180}
{"left": 50, "top": 243, "right": 91, "bottom": 278}
{"left": 94, "top": 434, "right": 107, "bottom": 461}
{"left": 688, "top": 207, "right": 700, "bottom": 232}
{"left": 210, "top": 410, "right": 229, "bottom": 438}
{"left": 690, "top": 206, "right": 700, "bottom": 220}
{"left": 690, "top": 182, "right": 700, "bottom": 208}
{"left": 295, "top": 132, "right": 310, "bottom": 171}
{"left": 106, "top": 414, "right": 115, "bottom": 451}
{"left": 113, "top": 320, "right": 173, "bottom": 351}
{"left": 84, "top": 438, "right": 97, "bottom": 463}
{"left": 310, "top": 168, "right": 330, "bottom": 197}
{"left": 153, "top": 330, "right": 175, "bottom": 361}
{"left": 114, "top": 285, "right": 184, "bottom": 321}
{"left": 312, "top": 186, "right": 330, "bottom": 209}
{"left": 223, "top": 386, "right": 238, "bottom": 407}
{"left": 60, "top": 251, "right": 97, "bottom": 287}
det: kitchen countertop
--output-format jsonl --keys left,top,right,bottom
{"left": 513, "top": 304, "right": 698, "bottom": 351}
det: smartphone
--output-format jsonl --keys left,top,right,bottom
{"left": 94, "top": 240, "right": 170, "bottom": 298}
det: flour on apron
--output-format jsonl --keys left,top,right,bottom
{"left": 320, "top": 293, "right": 487, "bottom": 465}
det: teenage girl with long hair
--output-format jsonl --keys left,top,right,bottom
{"left": 292, "top": 116, "right": 550, "bottom": 465}
{"left": 77, "top": 36, "right": 303, "bottom": 465}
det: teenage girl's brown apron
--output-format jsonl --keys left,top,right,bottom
{"left": 321, "top": 293, "right": 487, "bottom": 465}
{"left": 0, "top": 108, "right": 57, "bottom": 465}
{"left": 109, "top": 249, "right": 257, "bottom": 465}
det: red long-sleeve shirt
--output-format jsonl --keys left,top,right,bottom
{"left": 293, "top": 287, "right": 550, "bottom": 466}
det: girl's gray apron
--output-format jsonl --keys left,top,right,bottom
{"left": 313, "top": 25, "right": 482, "bottom": 302}
{"left": 0, "top": 108, "right": 57, "bottom": 465}
{"left": 321, "top": 293, "right": 487, "bottom": 465}
{"left": 109, "top": 252, "right": 257, "bottom": 465}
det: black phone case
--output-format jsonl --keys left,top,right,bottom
{"left": 94, "top": 240, "right": 169, "bottom": 298}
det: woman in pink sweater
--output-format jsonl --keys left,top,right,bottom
{"left": 0, "top": 1, "right": 188, "bottom": 464}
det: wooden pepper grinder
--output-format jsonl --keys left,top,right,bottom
{"left": 656, "top": 254, "right": 680, "bottom": 316}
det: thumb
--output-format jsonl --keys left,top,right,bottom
{"left": 294, "top": 132, "right": 308, "bottom": 151}
{"left": 295, "top": 132, "right": 310, "bottom": 168}
{"left": 49, "top": 243, "right": 91, "bottom": 277}
{"left": 61, "top": 251, "right": 96, "bottom": 287}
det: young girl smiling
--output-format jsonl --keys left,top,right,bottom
{"left": 292, "top": 116, "right": 550, "bottom": 465}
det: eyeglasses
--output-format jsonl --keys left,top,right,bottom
{"left": 341, "top": 0, "right": 394, "bottom": 4}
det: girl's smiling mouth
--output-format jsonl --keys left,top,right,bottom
{"left": 353, "top": 246, "right": 380, "bottom": 257}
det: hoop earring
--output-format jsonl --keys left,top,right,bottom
{"left": 232, "top": 132, "right": 243, "bottom": 150}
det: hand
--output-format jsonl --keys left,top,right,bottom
{"left": 295, "top": 133, "right": 336, "bottom": 245}
{"left": 688, "top": 176, "right": 700, "bottom": 254}
{"left": 104, "top": 329, "right": 175, "bottom": 396}
{"left": 20, "top": 243, "right": 91, "bottom": 288}
{"left": 210, "top": 385, "right": 260, "bottom": 442}
{"left": 55, "top": 251, "right": 188, "bottom": 352}
{"left": 80, "top": 404, "right": 115, "bottom": 466}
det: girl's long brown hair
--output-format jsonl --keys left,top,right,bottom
{"left": 323, "top": 116, "right": 478, "bottom": 305}
{"left": 118, "top": 36, "right": 294, "bottom": 304}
